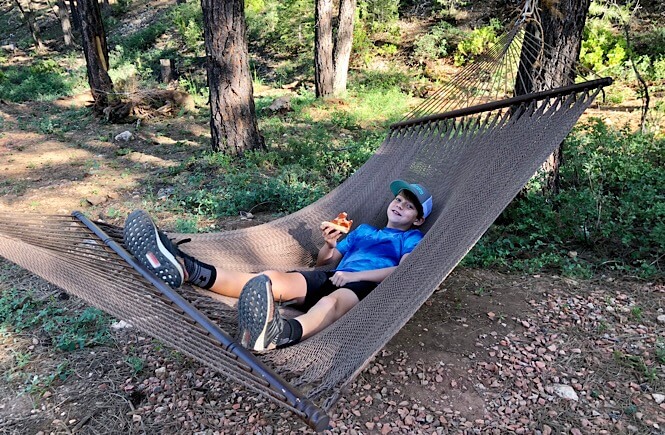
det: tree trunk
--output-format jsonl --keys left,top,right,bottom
{"left": 315, "top": 0, "right": 356, "bottom": 98}
{"left": 55, "top": 0, "right": 73, "bottom": 46}
{"left": 13, "top": 0, "right": 45, "bottom": 51}
{"left": 77, "top": 0, "right": 114, "bottom": 110}
{"left": 68, "top": 0, "right": 81, "bottom": 32}
{"left": 332, "top": 0, "right": 356, "bottom": 95}
{"left": 315, "top": 0, "right": 334, "bottom": 97}
{"left": 201, "top": 0, "right": 264, "bottom": 154}
{"left": 516, "top": 0, "right": 590, "bottom": 194}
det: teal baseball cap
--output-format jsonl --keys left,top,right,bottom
{"left": 390, "top": 180, "right": 433, "bottom": 218}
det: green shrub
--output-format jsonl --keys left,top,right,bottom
{"left": 464, "top": 120, "right": 665, "bottom": 279}
{"left": 246, "top": 0, "right": 280, "bottom": 41}
{"left": 171, "top": 2, "right": 204, "bottom": 52}
{"left": 652, "top": 57, "right": 665, "bottom": 80}
{"left": 413, "top": 21, "right": 457, "bottom": 63}
{"left": 454, "top": 19, "right": 502, "bottom": 66}
{"left": 175, "top": 108, "right": 384, "bottom": 218}
{"left": 359, "top": 0, "right": 400, "bottom": 33}
{"left": 580, "top": 19, "right": 627, "bottom": 76}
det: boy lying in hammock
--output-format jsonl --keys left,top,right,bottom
{"left": 123, "top": 180, "right": 433, "bottom": 351}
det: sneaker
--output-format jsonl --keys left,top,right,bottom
{"left": 237, "top": 275, "right": 289, "bottom": 351}
{"left": 123, "top": 210, "right": 185, "bottom": 288}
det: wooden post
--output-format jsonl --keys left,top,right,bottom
{"left": 160, "top": 59, "right": 177, "bottom": 83}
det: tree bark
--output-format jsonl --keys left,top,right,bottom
{"left": 68, "top": 0, "right": 81, "bottom": 32}
{"left": 516, "top": 0, "right": 590, "bottom": 194}
{"left": 201, "top": 0, "right": 264, "bottom": 154}
{"left": 76, "top": 0, "right": 114, "bottom": 110}
{"left": 13, "top": 0, "right": 45, "bottom": 51}
{"left": 332, "top": 0, "right": 356, "bottom": 95}
{"left": 55, "top": 0, "right": 74, "bottom": 46}
{"left": 315, "top": 0, "right": 356, "bottom": 98}
{"left": 315, "top": 0, "right": 334, "bottom": 97}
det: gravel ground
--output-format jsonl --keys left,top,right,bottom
{"left": 1, "top": 264, "right": 663, "bottom": 434}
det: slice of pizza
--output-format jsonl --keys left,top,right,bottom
{"left": 321, "top": 212, "right": 353, "bottom": 234}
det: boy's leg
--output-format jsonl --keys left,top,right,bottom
{"left": 238, "top": 276, "right": 359, "bottom": 351}
{"left": 210, "top": 269, "right": 308, "bottom": 303}
{"left": 124, "top": 210, "right": 307, "bottom": 302}
{"left": 295, "top": 288, "right": 358, "bottom": 339}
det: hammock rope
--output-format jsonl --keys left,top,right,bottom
{"left": 0, "top": 11, "right": 613, "bottom": 431}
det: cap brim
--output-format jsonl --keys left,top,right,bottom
{"left": 390, "top": 180, "right": 412, "bottom": 197}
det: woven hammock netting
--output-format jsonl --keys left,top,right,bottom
{"left": 0, "top": 12, "right": 612, "bottom": 429}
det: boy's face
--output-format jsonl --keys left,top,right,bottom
{"left": 386, "top": 192, "right": 425, "bottom": 230}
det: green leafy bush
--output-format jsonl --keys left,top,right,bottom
{"left": 413, "top": 21, "right": 457, "bottom": 63}
{"left": 171, "top": 2, "right": 204, "bottom": 52}
{"left": 454, "top": 19, "right": 502, "bottom": 66}
{"left": 580, "top": 19, "right": 627, "bottom": 76}
{"left": 359, "top": 0, "right": 400, "bottom": 33}
{"left": 465, "top": 121, "right": 665, "bottom": 279}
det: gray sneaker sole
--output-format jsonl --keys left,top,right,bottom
{"left": 237, "top": 275, "right": 273, "bottom": 351}
{"left": 123, "top": 210, "right": 184, "bottom": 288}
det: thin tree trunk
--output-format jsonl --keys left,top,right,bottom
{"left": 332, "top": 0, "right": 355, "bottom": 95}
{"left": 68, "top": 0, "right": 81, "bottom": 32}
{"left": 201, "top": 0, "right": 264, "bottom": 154}
{"left": 315, "top": 0, "right": 334, "bottom": 98}
{"left": 77, "top": 0, "right": 114, "bottom": 110}
{"left": 55, "top": 0, "right": 73, "bottom": 46}
{"left": 13, "top": 0, "right": 45, "bottom": 50}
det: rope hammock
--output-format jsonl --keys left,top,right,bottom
{"left": 0, "top": 7, "right": 612, "bottom": 431}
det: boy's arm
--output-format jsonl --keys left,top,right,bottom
{"left": 317, "top": 242, "right": 343, "bottom": 266}
{"left": 316, "top": 225, "right": 344, "bottom": 266}
{"left": 329, "top": 253, "right": 411, "bottom": 286}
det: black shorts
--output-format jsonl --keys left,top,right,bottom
{"left": 295, "top": 270, "right": 378, "bottom": 311}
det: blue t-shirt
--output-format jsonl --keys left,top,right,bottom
{"left": 335, "top": 224, "right": 423, "bottom": 273}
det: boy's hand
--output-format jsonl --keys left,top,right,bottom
{"left": 320, "top": 222, "right": 343, "bottom": 248}
{"left": 329, "top": 271, "right": 357, "bottom": 287}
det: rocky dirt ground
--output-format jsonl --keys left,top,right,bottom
{"left": 1, "top": 259, "right": 664, "bottom": 434}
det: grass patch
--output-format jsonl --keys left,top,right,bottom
{"left": 0, "top": 288, "right": 112, "bottom": 352}
{"left": 0, "top": 60, "right": 80, "bottom": 102}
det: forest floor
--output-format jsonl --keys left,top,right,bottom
{"left": 0, "top": 90, "right": 664, "bottom": 435}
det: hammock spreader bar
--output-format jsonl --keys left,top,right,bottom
{"left": 390, "top": 77, "right": 613, "bottom": 130}
{"left": 71, "top": 211, "right": 330, "bottom": 432}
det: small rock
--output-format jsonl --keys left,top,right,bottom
{"left": 115, "top": 131, "right": 133, "bottom": 142}
{"left": 111, "top": 320, "right": 132, "bottom": 330}
{"left": 653, "top": 393, "right": 665, "bottom": 404}
{"left": 265, "top": 96, "right": 292, "bottom": 114}
{"left": 552, "top": 384, "right": 579, "bottom": 401}
{"left": 155, "top": 367, "right": 167, "bottom": 378}
{"left": 657, "top": 315, "right": 665, "bottom": 324}
{"left": 157, "top": 186, "right": 174, "bottom": 200}
{"left": 86, "top": 195, "right": 108, "bottom": 206}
